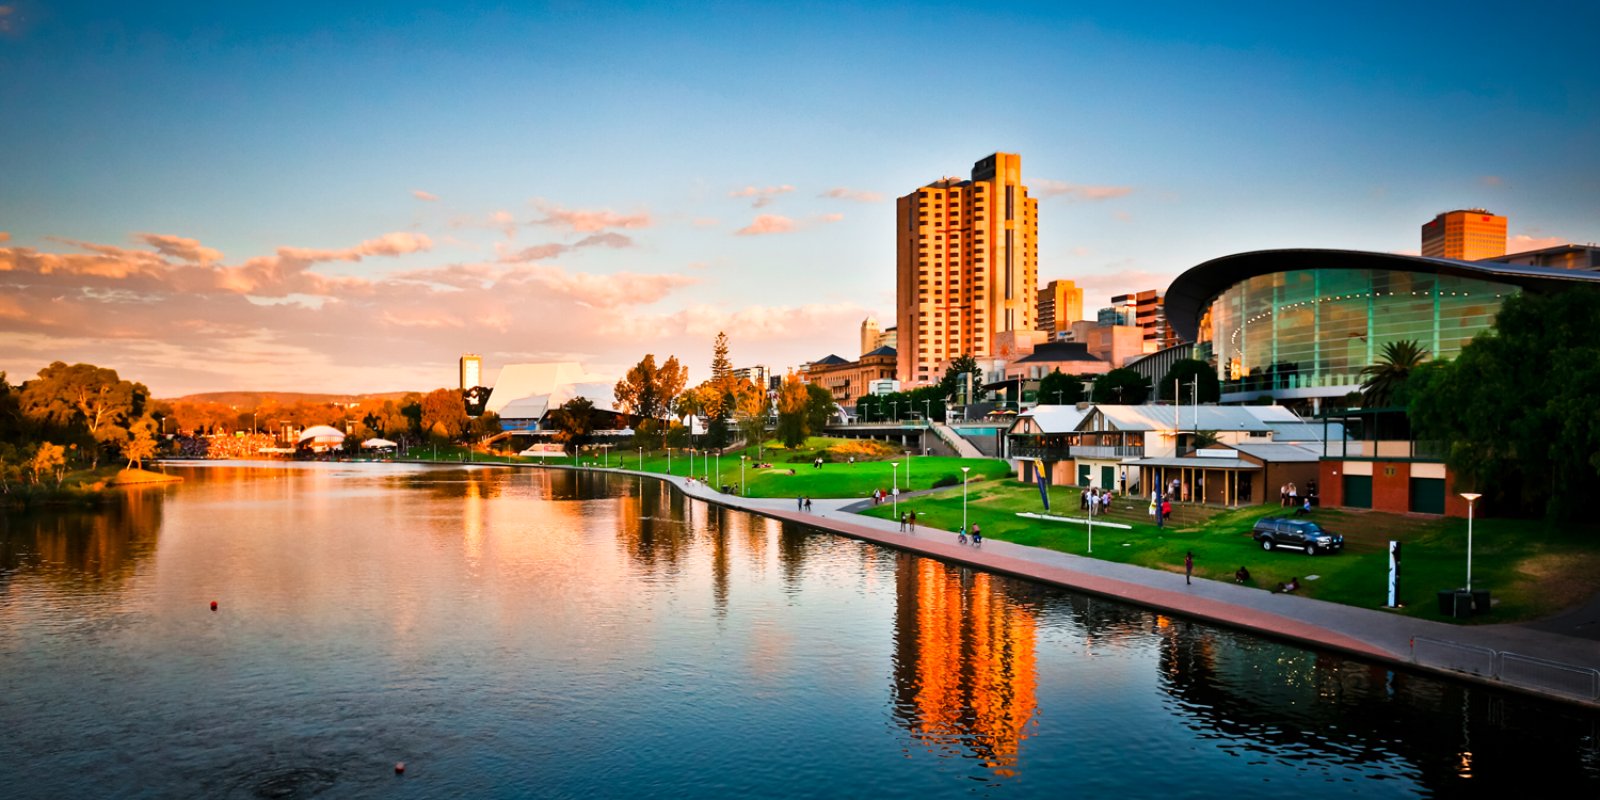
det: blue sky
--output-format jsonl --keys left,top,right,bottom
{"left": 2, "top": 1, "right": 1596, "bottom": 395}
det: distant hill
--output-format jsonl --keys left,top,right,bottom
{"left": 161, "top": 390, "right": 421, "bottom": 408}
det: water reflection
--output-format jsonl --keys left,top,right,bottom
{"left": 0, "top": 485, "right": 165, "bottom": 595}
{"left": 891, "top": 554, "right": 1040, "bottom": 776}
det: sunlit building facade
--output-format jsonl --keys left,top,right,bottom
{"left": 896, "top": 153, "right": 1038, "bottom": 386}
{"left": 459, "top": 353, "right": 482, "bottom": 390}
{"left": 1035, "top": 278, "right": 1083, "bottom": 336}
{"left": 1420, "top": 209, "right": 1506, "bottom": 260}
{"left": 1165, "top": 249, "right": 1600, "bottom": 408}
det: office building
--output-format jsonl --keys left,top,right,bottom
{"left": 1421, "top": 209, "right": 1507, "bottom": 260}
{"left": 896, "top": 152, "right": 1038, "bottom": 386}
{"left": 459, "top": 354, "right": 482, "bottom": 390}
{"left": 1036, "top": 279, "right": 1084, "bottom": 336}
{"left": 1110, "top": 289, "right": 1178, "bottom": 349}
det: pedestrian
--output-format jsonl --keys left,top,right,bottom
{"left": 1101, "top": 491, "right": 1111, "bottom": 513}
{"left": 1184, "top": 550, "right": 1194, "bottom": 585}
{"left": 1161, "top": 499, "right": 1171, "bottom": 522}
{"left": 971, "top": 523, "right": 982, "bottom": 546}
{"left": 900, "top": 512, "right": 908, "bottom": 532}
{"left": 1288, "top": 482, "right": 1299, "bottom": 507}
{"left": 798, "top": 496, "right": 803, "bottom": 511}
{"left": 1280, "top": 483, "right": 1289, "bottom": 507}
{"left": 804, "top": 496, "right": 812, "bottom": 512}
{"left": 909, "top": 510, "right": 917, "bottom": 532}
{"left": 1080, "top": 490, "right": 1089, "bottom": 511}
{"left": 1296, "top": 496, "right": 1312, "bottom": 516}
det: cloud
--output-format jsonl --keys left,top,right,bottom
{"left": 820, "top": 187, "right": 883, "bottom": 203}
{"left": 137, "top": 233, "right": 222, "bottom": 264}
{"left": 531, "top": 202, "right": 653, "bottom": 233}
{"left": 573, "top": 232, "right": 635, "bottom": 249}
{"left": 498, "top": 232, "right": 636, "bottom": 263}
{"left": 735, "top": 215, "right": 796, "bottom": 236}
{"left": 501, "top": 265, "right": 698, "bottom": 308}
{"left": 274, "top": 231, "right": 432, "bottom": 263}
{"left": 489, "top": 210, "right": 517, "bottom": 239}
{"left": 1032, "top": 179, "right": 1134, "bottom": 202}
{"left": 1508, "top": 234, "right": 1565, "bottom": 252}
{"left": 0, "top": 232, "right": 9, "bottom": 243}
{"left": 820, "top": 213, "right": 843, "bottom": 224}
{"left": 692, "top": 217, "right": 720, "bottom": 228}
{"left": 729, "top": 185, "right": 795, "bottom": 208}
{"left": 412, "top": 189, "right": 440, "bottom": 202}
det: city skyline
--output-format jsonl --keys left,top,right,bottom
{"left": 3, "top": 1, "right": 1597, "bottom": 395}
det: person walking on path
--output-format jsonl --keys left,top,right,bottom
{"left": 804, "top": 496, "right": 812, "bottom": 512}
{"left": 899, "top": 512, "right": 908, "bottom": 532}
{"left": 1185, "top": 551, "right": 1194, "bottom": 585}
{"left": 797, "top": 496, "right": 803, "bottom": 511}
{"left": 909, "top": 510, "right": 917, "bottom": 533}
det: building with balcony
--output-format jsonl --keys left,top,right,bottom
{"left": 1315, "top": 407, "right": 1470, "bottom": 516}
{"left": 896, "top": 152, "right": 1038, "bottom": 386}
{"left": 802, "top": 347, "right": 898, "bottom": 409}
{"left": 1421, "top": 209, "right": 1506, "bottom": 260}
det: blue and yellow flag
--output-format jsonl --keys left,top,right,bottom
{"left": 1033, "top": 458, "right": 1050, "bottom": 511}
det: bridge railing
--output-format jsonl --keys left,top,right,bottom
{"left": 1411, "top": 636, "right": 1600, "bottom": 701}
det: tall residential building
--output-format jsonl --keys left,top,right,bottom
{"left": 1421, "top": 209, "right": 1507, "bottom": 260}
{"left": 860, "top": 317, "right": 881, "bottom": 357}
{"left": 1110, "top": 290, "right": 1179, "bottom": 350}
{"left": 1035, "top": 279, "right": 1084, "bottom": 336}
{"left": 896, "top": 152, "right": 1038, "bottom": 385}
{"left": 459, "top": 354, "right": 483, "bottom": 390}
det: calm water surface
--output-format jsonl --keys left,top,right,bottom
{"left": 2, "top": 462, "right": 1596, "bottom": 798}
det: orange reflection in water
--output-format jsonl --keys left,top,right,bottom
{"left": 893, "top": 556, "right": 1039, "bottom": 777}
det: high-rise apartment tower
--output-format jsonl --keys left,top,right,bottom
{"left": 896, "top": 153, "right": 1038, "bottom": 385}
{"left": 1421, "top": 209, "right": 1507, "bottom": 260}
{"left": 1110, "top": 290, "right": 1179, "bottom": 350}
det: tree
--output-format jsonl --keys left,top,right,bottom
{"left": 1158, "top": 359, "right": 1221, "bottom": 404}
{"left": 775, "top": 373, "right": 810, "bottom": 448}
{"left": 941, "top": 353, "right": 983, "bottom": 402}
{"left": 710, "top": 332, "right": 734, "bottom": 389}
{"left": 30, "top": 441, "right": 66, "bottom": 488}
{"left": 548, "top": 396, "right": 596, "bottom": 455}
{"left": 613, "top": 354, "right": 688, "bottom": 425}
{"left": 1360, "top": 339, "right": 1429, "bottom": 408}
{"left": 123, "top": 419, "right": 159, "bottom": 470}
{"left": 1091, "top": 368, "right": 1150, "bottom": 404}
{"left": 1038, "top": 369, "right": 1085, "bottom": 405}
{"left": 732, "top": 380, "right": 769, "bottom": 457}
{"left": 420, "top": 388, "right": 469, "bottom": 441}
{"left": 20, "top": 362, "right": 148, "bottom": 468}
{"left": 805, "top": 383, "right": 834, "bottom": 434}
{"left": 1409, "top": 287, "right": 1600, "bottom": 519}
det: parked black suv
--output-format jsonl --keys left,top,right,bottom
{"left": 1252, "top": 518, "right": 1344, "bottom": 555}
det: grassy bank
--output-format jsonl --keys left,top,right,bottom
{"left": 859, "top": 481, "right": 1600, "bottom": 625}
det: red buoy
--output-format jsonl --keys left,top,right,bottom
{"left": 395, "top": 762, "right": 406, "bottom": 775}
{"left": 210, "top": 601, "right": 218, "bottom": 611}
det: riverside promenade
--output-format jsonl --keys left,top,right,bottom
{"left": 592, "top": 465, "right": 1600, "bottom": 707}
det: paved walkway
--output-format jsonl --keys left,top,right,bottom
{"left": 482, "top": 462, "right": 1600, "bottom": 705}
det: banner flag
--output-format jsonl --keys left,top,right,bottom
{"left": 1033, "top": 459, "right": 1050, "bottom": 511}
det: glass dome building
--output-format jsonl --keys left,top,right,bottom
{"left": 1165, "top": 249, "right": 1600, "bottom": 406}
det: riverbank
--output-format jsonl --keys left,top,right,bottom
{"left": 538, "top": 461, "right": 1600, "bottom": 708}
{"left": 1, "top": 466, "right": 181, "bottom": 509}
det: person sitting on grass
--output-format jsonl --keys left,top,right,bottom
{"left": 1276, "top": 576, "right": 1300, "bottom": 593}
{"left": 1234, "top": 566, "right": 1251, "bottom": 584}
{"left": 1295, "top": 497, "right": 1312, "bottom": 516}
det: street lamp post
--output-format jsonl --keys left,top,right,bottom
{"left": 960, "top": 466, "right": 971, "bottom": 535}
{"left": 923, "top": 399, "right": 931, "bottom": 426}
{"left": 639, "top": 446, "right": 643, "bottom": 471}
{"left": 1460, "top": 492, "right": 1482, "bottom": 591}
{"left": 891, "top": 461, "right": 899, "bottom": 521}
{"left": 740, "top": 455, "right": 747, "bottom": 495}
{"left": 1087, "top": 479, "right": 1095, "bottom": 554}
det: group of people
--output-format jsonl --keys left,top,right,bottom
{"left": 796, "top": 495, "right": 813, "bottom": 512}
{"left": 897, "top": 510, "right": 919, "bottom": 533}
{"left": 170, "top": 433, "right": 276, "bottom": 459}
{"left": 870, "top": 487, "right": 896, "bottom": 506}
{"left": 1148, "top": 492, "right": 1173, "bottom": 522}
{"left": 957, "top": 523, "right": 982, "bottom": 545}
{"left": 1081, "top": 487, "right": 1113, "bottom": 513}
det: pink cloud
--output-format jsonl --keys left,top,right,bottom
{"left": 499, "top": 243, "right": 569, "bottom": 264}
{"left": 692, "top": 217, "right": 720, "bottom": 228}
{"left": 532, "top": 202, "right": 653, "bottom": 233}
{"left": 0, "top": 232, "right": 9, "bottom": 243}
{"left": 276, "top": 231, "right": 432, "bottom": 263}
{"left": 501, "top": 265, "right": 698, "bottom": 308}
{"left": 413, "top": 189, "right": 440, "bottom": 202}
{"left": 137, "top": 233, "right": 222, "bottom": 264}
{"left": 820, "top": 187, "right": 883, "bottom": 203}
{"left": 1508, "top": 234, "right": 1565, "bottom": 253}
{"left": 735, "top": 215, "right": 796, "bottom": 236}
{"left": 820, "top": 213, "right": 843, "bottom": 224}
{"left": 490, "top": 210, "right": 517, "bottom": 238}
{"left": 573, "top": 232, "right": 635, "bottom": 249}
{"left": 1032, "top": 178, "right": 1134, "bottom": 202}
{"left": 730, "top": 185, "right": 795, "bottom": 208}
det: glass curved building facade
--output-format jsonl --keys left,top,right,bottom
{"left": 1194, "top": 268, "right": 1513, "bottom": 400}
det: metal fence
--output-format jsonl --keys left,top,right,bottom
{"left": 1412, "top": 636, "right": 1600, "bottom": 701}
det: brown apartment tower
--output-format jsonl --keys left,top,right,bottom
{"left": 896, "top": 153, "right": 1038, "bottom": 386}
{"left": 1421, "top": 209, "right": 1507, "bottom": 260}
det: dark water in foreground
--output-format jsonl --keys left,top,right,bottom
{"left": 1, "top": 462, "right": 1596, "bottom": 798}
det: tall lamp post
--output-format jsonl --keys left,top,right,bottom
{"left": 923, "top": 399, "right": 931, "bottom": 426}
{"left": 1460, "top": 492, "right": 1482, "bottom": 591}
{"left": 891, "top": 461, "right": 899, "bottom": 521}
{"left": 639, "top": 446, "right": 643, "bottom": 471}
{"left": 960, "top": 466, "right": 971, "bottom": 535}
{"left": 740, "top": 455, "right": 748, "bottom": 495}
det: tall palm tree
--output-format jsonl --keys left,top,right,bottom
{"left": 1360, "top": 339, "right": 1429, "bottom": 407}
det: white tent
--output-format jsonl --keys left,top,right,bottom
{"left": 361, "top": 438, "right": 398, "bottom": 449}
{"left": 297, "top": 425, "right": 346, "bottom": 444}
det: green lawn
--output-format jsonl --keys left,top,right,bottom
{"left": 859, "top": 481, "right": 1600, "bottom": 624}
